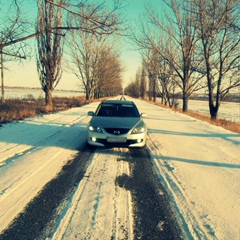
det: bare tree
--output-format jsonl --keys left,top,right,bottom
{"left": 94, "top": 46, "right": 123, "bottom": 98}
{"left": 125, "top": 64, "right": 148, "bottom": 100}
{"left": 158, "top": 56, "right": 178, "bottom": 107}
{"left": 0, "top": 1, "right": 32, "bottom": 103}
{"left": 49, "top": 0, "right": 124, "bottom": 35}
{"left": 37, "top": 0, "right": 124, "bottom": 104}
{"left": 66, "top": 28, "right": 107, "bottom": 100}
{"left": 36, "top": 0, "right": 64, "bottom": 108}
{"left": 144, "top": 49, "right": 159, "bottom": 102}
{"left": 1, "top": 0, "right": 123, "bottom": 105}
{"left": 193, "top": 0, "right": 240, "bottom": 119}
{"left": 139, "top": 65, "right": 147, "bottom": 100}
{"left": 125, "top": 78, "right": 140, "bottom": 98}
{"left": 65, "top": 1, "right": 124, "bottom": 101}
{"left": 131, "top": 0, "right": 205, "bottom": 111}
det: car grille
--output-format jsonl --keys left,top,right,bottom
{"left": 104, "top": 128, "right": 130, "bottom": 135}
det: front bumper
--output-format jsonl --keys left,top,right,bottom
{"left": 87, "top": 131, "right": 147, "bottom": 148}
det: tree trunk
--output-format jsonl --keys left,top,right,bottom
{"left": 1, "top": 51, "right": 5, "bottom": 103}
{"left": 206, "top": 69, "right": 221, "bottom": 120}
{"left": 182, "top": 88, "right": 188, "bottom": 112}
{"left": 148, "top": 90, "right": 152, "bottom": 101}
{"left": 45, "top": 88, "right": 53, "bottom": 108}
{"left": 209, "top": 104, "right": 217, "bottom": 120}
{"left": 208, "top": 98, "right": 220, "bottom": 120}
{"left": 86, "top": 88, "right": 91, "bottom": 100}
{"left": 153, "top": 77, "right": 156, "bottom": 102}
{"left": 182, "top": 98, "right": 188, "bottom": 112}
{"left": 161, "top": 88, "right": 164, "bottom": 104}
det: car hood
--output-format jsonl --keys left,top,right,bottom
{"left": 90, "top": 117, "right": 142, "bottom": 129}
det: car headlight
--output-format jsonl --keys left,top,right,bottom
{"left": 88, "top": 125, "right": 103, "bottom": 133}
{"left": 131, "top": 122, "right": 146, "bottom": 134}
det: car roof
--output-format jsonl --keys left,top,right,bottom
{"left": 100, "top": 100, "right": 135, "bottom": 105}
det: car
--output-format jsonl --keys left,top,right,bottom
{"left": 87, "top": 100, "right": 147, "bottom": 148}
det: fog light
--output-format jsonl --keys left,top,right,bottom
{"left": 137, "top": 139, "right": 142, "bottom": 143}
{"left": 91, "top": 137, "right": 97, "bottom": 142}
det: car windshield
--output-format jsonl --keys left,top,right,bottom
{"left": 96, "top": 103, "right": 140, "bottom": 117}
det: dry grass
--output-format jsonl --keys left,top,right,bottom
{"left": 0, "top": 97, "right": 87, "bottom": 126}
{"left": 148, "top": 100, "right": 240, "bottom": 134}
{"left": 184, "top": 111, "right": 240, "bottom": 134}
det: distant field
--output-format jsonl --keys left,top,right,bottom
{"left": 186, "top": 100, "right": 239, "bottom": 123}
{"left": 156, "top": 98, "right": 240, "bottom": 123}
{"left": 2, "top": 88, "right": 240, "bottom": 123}
{"left": 3, "top": 87, "right": 83, "bottom": 99}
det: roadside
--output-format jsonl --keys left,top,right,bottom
{"left": 0, "top": 96, "right": 239, "bottom": 133}
{"left": 0, "top": 97, "right": 87, "bottom": 125}
{"left": 148, "top": 100, "right": 240, "bottom": 134}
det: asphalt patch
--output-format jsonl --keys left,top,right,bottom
{"left": 116, "top": 147, "right": 184, "bottom": 240}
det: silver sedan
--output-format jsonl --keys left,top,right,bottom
{"left": 87, "top": 100, "right": 147, "bottom": 148}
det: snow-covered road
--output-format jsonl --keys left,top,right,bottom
{"left": 0, "top": 103, "right": 94, "bottom": 234}
{"left": 51, "top": 148, "right": 133, "bottom": 240}
{"left": 0, "top": 98, "right": 239, "bottom": 239}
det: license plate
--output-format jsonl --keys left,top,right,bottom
{"left": 107, "top": 137, "right": 127, "bottom": 143}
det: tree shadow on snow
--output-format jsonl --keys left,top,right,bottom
{"left": 0, "top": 112, "right": 90, "bottom": 152}
{"left": 148, "top": 128, "right": 240, "bottom": 145}
{"left": 158, "top": 155, "right": 240, "bottom": 169}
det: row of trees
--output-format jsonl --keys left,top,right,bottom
{"left": 126, "top": 0, "right": 240, "bottom": 120}
{"left": 1, "top": 0, "right": 124, "bottom": 106}
{"left": 65, "top": 30, "right": 123, "bottom": 100}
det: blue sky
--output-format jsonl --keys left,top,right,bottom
{"left": 3, "top": 0, "right": 161, "bottom": 91}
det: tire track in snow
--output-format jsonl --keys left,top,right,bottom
{"left": 113, "top": 148, "right": 133, "bottom": 240}
{"left": 51, "top": 148, "right": 133, "bottom": 240}
{"left": 147, "top": 134, "right": 212, "bottom": 240}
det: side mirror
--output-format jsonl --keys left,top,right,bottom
{"left": 88, "top": 111, "right": 95, "bottom": 116}
{"left": 141, "top": 113, "right": 146, "bottom": 117}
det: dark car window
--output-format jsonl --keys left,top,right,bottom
{"left": 118, "top": 105, "right": 139, "bottom": 117}
{"left": 96, "top": 103, "right": 140, "bottom": 117}
{"left": 97, "top": 105, "right": 114, "bottom": 116}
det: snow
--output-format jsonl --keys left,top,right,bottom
{"left": 0, "top": 105, "right": 92, "bottom": 233}
{"left": 185, "top": 100, "right": 240, "bottom": 123}
{"left": 157, "top": 99, "right": 240, "bottom": 123}
{"left": 0, "top": 97, "right": 239, "bottom": 239}
{"left": 51, "top": 148, "right": 133, "bottom": 240}
{"left": 144, "top": 103, "right": 240, "bottom": 239}
{"left": 3, "top": 87, "right": 83, "bottom": 99}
